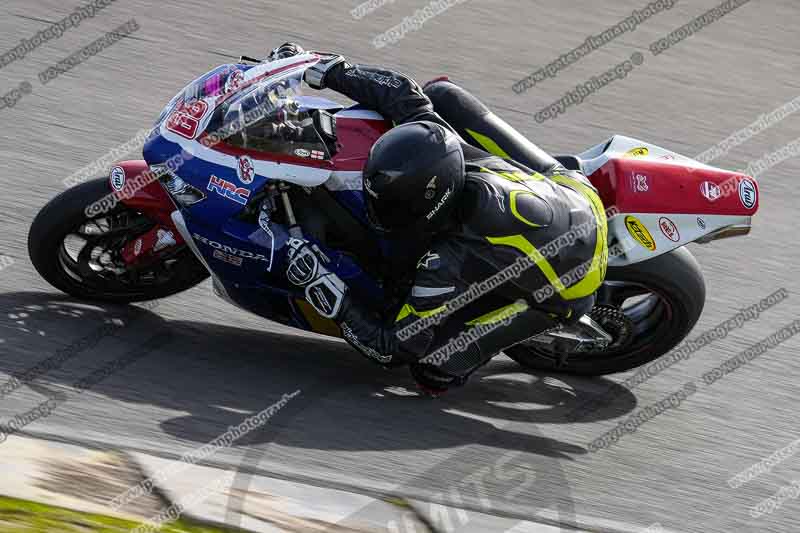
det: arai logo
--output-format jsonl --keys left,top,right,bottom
{"left": 738, "top": 178, "right": 757, "bottom": 209}
{"left": 110, "top": 166, "right": 126, "bottom": 191}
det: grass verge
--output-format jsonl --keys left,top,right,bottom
{"left": 0, "top": 495, "right": 244, "bottom": 533}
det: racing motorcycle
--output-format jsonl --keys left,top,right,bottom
{"left": 28, "top": 53, "right": 759, "bottom": 376}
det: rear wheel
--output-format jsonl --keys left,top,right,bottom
{"left": 28, "top": 177, "right": 208, "bottom": 303}
{"left": 505, "top": 247, "right": 705, "bottom": 375}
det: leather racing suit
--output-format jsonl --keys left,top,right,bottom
{"left": 313, "top": 61, "right": 609, "bottom": 385}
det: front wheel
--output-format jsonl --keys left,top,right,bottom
{"left": 505, "top": 247, "right": 706, "bottom": 376}
{"left": 28, "top": 177, "right": 209, "bottom": 303}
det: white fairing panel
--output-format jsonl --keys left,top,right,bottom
{"left": 170, "top": 210, "right": 237, "bottom": 305}
{"left": 581, "top": 135, "right": 753, "bottom": 266}
{"left": 578, "top": 134, "right": 717, "bottom": 177}
{"left": 608, "top": 212, "right": 752, "bottom": 266}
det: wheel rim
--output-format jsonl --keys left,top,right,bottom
{"left": 522, "top": 281, "right": 676, "bottom": 366}
{"left": 56, "top": 204, "right": 192, "bottom": 296}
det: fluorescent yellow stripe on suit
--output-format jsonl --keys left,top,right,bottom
{"left": 395, "top": 303, "right": 447, "bottom": 322}
{"left": 509, "top": 190, "right": 543, "bottom": 227}
{"left": 549, "top": 174, "right": 609, "bottom": 297}
{"left": 466, "top": 301, "right": 530, "bottom": 326}
{"left": 466, "top": 128, "right": 512, "bottom": 159}
{"left": 488, "top": 174, "right": 609, "bottom": 301}
{"left": 487, "top": 234, "right": 568, "bottom": 295}
{"left": 487, "top": 229, "right": 606, "bottom": 301}
{"left": 463, "top": 126, "right": 608, "bottom": 301}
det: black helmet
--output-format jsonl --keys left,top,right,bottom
{"left": 267, "top": 42, "right": 304, "bottom": 61}
{"left": 363, "top": 121, "right": 465, "bottom": 234}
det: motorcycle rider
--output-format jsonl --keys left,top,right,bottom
{"left": 268, "top": 43, "right": 609, "bottom": 394}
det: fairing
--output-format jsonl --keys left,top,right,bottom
{"left": 132, "top": 56, "right": 392, "bottom": 334}
{"left": 582, "top": 135, "right": 758, "bottom": 265}
{"left": 115, "top": 59, "right": 757, "bottom": 335}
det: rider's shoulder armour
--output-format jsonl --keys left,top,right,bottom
{"left": 459, "top": 161, "right": 559, "bottom": 239}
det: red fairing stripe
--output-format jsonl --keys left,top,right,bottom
{"left": 198, "top": 116, "right": 390, "bottom": 171}
{"left": 588, "top": 158, "right": 759, "bottom": 216}
{"left": 330, "top": 116, "right": 392, "bottom": 171}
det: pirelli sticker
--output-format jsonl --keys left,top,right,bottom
{"left": 625, "top": 215, "right": 656, "bottom": 251}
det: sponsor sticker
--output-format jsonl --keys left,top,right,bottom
{"left": 213, "top": 249, "right": 244, "bottom": 266}
{"left": 237, "top": 155, "right": 255, "bottom": 184}
{"left": 110, "top": 166, "right": 126, "bottom": 191}
{"left": 166, "top": 112, "right": 199, "bottom": 139}
{"left": 700, "top": 181, "right": 722, "bottom": 201}
{"left": 183, "top": 100, "right": 209, "bottom": 119}
{"left": 310, "top": 150, "right": 325, "bottom": 160}
{"left": 294, "top": 148, "right": 311, "bottom": 158}
{"left": 697, "top": 217, "right": 706, "bottom": 230}
{"left": 153, "top": 229, "right": 176, "bottom": 252}
{"left": 658, "top": 216, "right": 680, "bottom": 242}
{"left": 165, "top": 100, "right": 208, "bottom": 139}
{"left": 631, "top": 173, "right": 649, "bottom": 193}
{"left": 625, "top": 147, "right": 649, "bottom": 158}
{"left": 207, "top": 175, "right": 250, "bottom": 205}
{"left": 738, "top": 178, "right": 757, "bottom": 209}
{"left": 133, "top": 238, "right": 143, "bottom": 256}
{"left": 625, "top": 215, "right": 656, "bottom": 251}
{"left": 192, "top": 232, "right": 269, "bottom": 262}
{"left": 225, "top": 69, "right": 245, "bottom": 93}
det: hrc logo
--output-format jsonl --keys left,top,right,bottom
{"left": 207, "top": 175, "right": 250, "bottom": 205}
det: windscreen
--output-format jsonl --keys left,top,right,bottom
{"left": 155, "top": 64, "right": 246, "bottom": 126}
{"left": 204, "top": 72, "right": 331, "bottom": 160}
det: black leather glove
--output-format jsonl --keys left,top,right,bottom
{"left": 303, "top": 53, "right": 347, "bottom": 90}
{"left": 286, "top": 238, "right": 348, "bottom": 319}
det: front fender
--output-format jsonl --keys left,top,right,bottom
{"left": 107, "top": 160, "right": 180, "bottom": 232}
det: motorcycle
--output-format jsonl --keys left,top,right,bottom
{"left": 28, "top": 52, "right": 759, "bottom": 376}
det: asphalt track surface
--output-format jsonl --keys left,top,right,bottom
{"left": 1, "top": 1, "right": 799, "bottom": 532}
